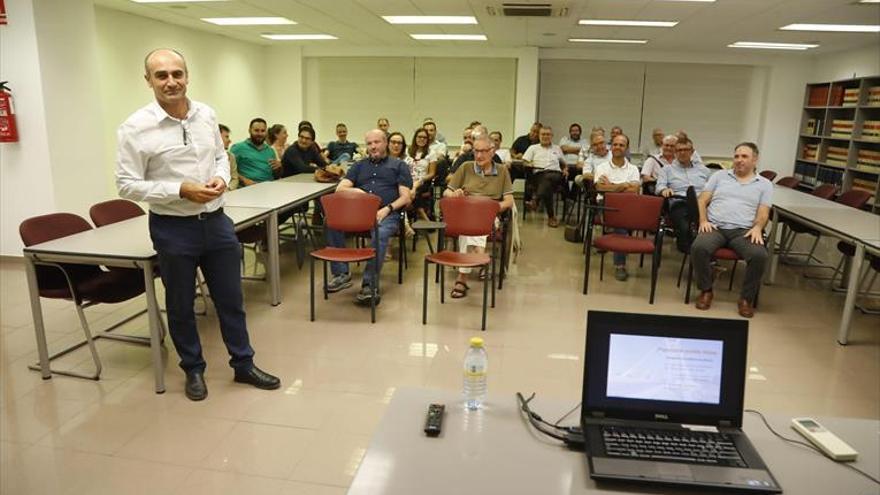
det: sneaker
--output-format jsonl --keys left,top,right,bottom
{"left": 355, "top": 285, "right": 381, "bottom": 306}
{"left": 614, "top": 266, "right": 628, "bottom": 281}
{"left": 327, "top": 273, "right": 352, "bottom": 293}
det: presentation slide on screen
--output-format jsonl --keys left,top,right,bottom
{"left": 606, "top": 334, "right": 723, "bottom": 405}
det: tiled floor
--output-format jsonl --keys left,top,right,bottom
{"left": 1, "top": 215, "right": 878, "bottom": 494}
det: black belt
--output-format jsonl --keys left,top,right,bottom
{"left": 151, "top": 208, "right": 224, "bottom": 221}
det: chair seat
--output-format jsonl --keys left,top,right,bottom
{"left": 310, "top": 247, "right": 375, "bottom": 263}
{"left": 426, "top": 251, "right": 491, "bottom": 268}
{"left": 594, "top": 234, "right": 655, "bottom": 254}
{"left": 837, "top": 241, "right": 855, "bottom": 257}
{"left": 40, "top": 268, "right": 146, "bottom": 303}
{"left": 236, "top": 224, "right": 266, "bottom": 244}
{"left": 714, "top": 247, "right": 740, "bottom": 261}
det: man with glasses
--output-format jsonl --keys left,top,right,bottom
{"left": 444, "top": 135, "right": 514, "bottom": 298}
{"left": 281, "top": 126, "right": 328, "bottom": 177}
{"left": 523, "top": 126, "right": 567, "bottom": 227}
{"left": 656, "top": 137, "right": 711, "bottom": 253}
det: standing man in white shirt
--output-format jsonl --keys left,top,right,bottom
{"left": 116, "top": 49, "right": 280, "bottom": 401}
{"left": 523, "top": 126, "right": 567, "bottom": 227}
{"left": 594, "top": 134, "right": 641, "bottom": 281}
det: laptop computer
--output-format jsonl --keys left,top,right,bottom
{"left": 581, "top": 311, "right": 782, "bottom": 493}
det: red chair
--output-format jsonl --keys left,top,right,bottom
{"left": 759, "top": 170, "right": 778, "bottom": 181}
{"left": 423, "top": 197, "right": 500, "bottom": 331}
{"left": 310, "top": 192, "right": 382, "bottom": 323}
{"left": 584, "top": 193, "right": 665, "bottom": 303}
{"left": 775, "top": 176, "right": 800, "bottom": 188}
{"left": 20, "top": 213, "right": 148, "bottom": 380}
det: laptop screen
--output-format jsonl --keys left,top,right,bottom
{"left": 583, "top": 311, "right": 748, "bottom": 427}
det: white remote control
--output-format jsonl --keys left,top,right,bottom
{"left": 791, "top": 417, "right": 858, "bottom": 461}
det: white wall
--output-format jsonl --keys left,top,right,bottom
{"left": 0, "top": 0, "right": 58, "bottom": 256}
{"left": 811, "top": 44, "right": 880, "bottom": 82}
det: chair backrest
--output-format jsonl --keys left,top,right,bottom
{"left": 320, "top": 192, "right": 381, "bottom": 233}
{"left": 19, "top": 213, "right": 102, "bottom": 293}
{"left": 759, "top": 170, "right": 778, "bottom": 181}
{"left": 89, "top": 199, "right": 145, "bottom": 227}
{"left": 836, "top": 189, "right": 873, "bottom": 209}
{"left": 440, "top": 196, "right": 500, "bottom": 237}
{"left": 705, "top": 163, "right": 723, "bottom": 170}
{"left": 775, "top": 176, "right": 800, "bottom": 188}
{"left": 811, "top": 183, "right": 837, "bottom": 200}
{"left": 602, "top": 193, "right": 664, "bottom": 232}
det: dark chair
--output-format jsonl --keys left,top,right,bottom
{"left": 89, "top": 199, "right": 209, "bottom": 311}
{"left": 583, "top": 193, "right": 665, "bottom": 303}
{"left": 680, "top": 187, "right": 762, "bottom": 306}
{"left": 759, "top": 170, "right": 778, "bottom": 181}
{"left": 309, "top": 192, "right": 382, "bottom": 323}
{"left": 775, "top": 176, "right": 801, "bottom": 188}
{"left": 20, "top": 213, "right": 151, "bottom": 380}
{"left": 705, "top": 163, "right": 723, "bottom": 170}
{"left": 423, "top": 197, "right": 500, "bottom": 331}
{"left": 810, "top": 190, "right": 876, "bottom": 286}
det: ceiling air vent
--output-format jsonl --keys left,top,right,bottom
{"left": 494, "top": 3, "right": 566, "bottom": 17}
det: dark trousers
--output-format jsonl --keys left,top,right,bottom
{"left": 149, "top": 211, "right": 255, "bottom": 374}
{"left": 667, "top": 200, "right": 692, "bottom": 253}
{"left": 691, "top": 228, "right": 768, "bottom": 303}
{"left": 534, "top": 170, "right": 563, "bottom": 219}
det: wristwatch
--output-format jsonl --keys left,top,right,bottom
{"left": 386, "top": 204, "right": 394, "bottom": 213}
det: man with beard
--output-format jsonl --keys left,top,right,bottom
{"left": 230, "top": 117, "right": 279, "bottom": 185}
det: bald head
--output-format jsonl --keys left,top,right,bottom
{"left": 144, "top": 48, "right": 187, "bottom": 76}
{"left": 364, "top": 129, "right": 389, "bottom": 160}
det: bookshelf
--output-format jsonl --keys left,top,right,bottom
{"left": 794, "top": 75, "right": 880, "bottom": 213}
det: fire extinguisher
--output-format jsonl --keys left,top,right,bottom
{"left": 0, "top": 81, "right": 20, "bottom": 143}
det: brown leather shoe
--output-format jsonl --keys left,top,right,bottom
{"left": 695, "top": 290, "right": 713, "bottom": 310}
{"left": 737, "top": 298, "right": 755, "bottom": 318}
{"left": 548, "top": 217, "right": 559, "bottom": 228}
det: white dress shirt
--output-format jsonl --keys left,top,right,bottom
{"left": 595, "top": 158, "right": 640, "bottom": 185}
{"left": 523, "top": 143, "right": 565, "bottom": 173}
{"left": 117, "top": 100, "right": 230, "bottom": 216}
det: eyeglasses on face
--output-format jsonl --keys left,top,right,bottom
{"left": 676, "top": 148, "right": 693, "bottom": 152}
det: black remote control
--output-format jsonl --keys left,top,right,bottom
{"left": 424, "top": 403, "right": 445, "bottom": 437}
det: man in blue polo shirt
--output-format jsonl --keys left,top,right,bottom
{"left": 325, "top": 129, "right": 413, "bottom": 305}
{"left": 692, "top": 142, "right": 772, "bottom": 318}
{"left": 655, "top": 136, "right": 711, "bottom": 253}
{"left": 230, "top": 117, "right": 278, "bottom": 185}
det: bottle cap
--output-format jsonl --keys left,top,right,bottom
{"left": 469, "top": 337, "right": 484, "bottom": 348}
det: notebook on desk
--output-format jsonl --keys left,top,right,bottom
{"left": 581, "top": 311, "right": 782, "bottom": 493}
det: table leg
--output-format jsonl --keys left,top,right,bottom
{"left": 837, "top": 243, "right": 864, "bottom": 345}
{"left": 766, "top": 210, "right": 779, "bottom": 284}
{"left": 24, "top": 257, "right": 51, "bottom": 379}
{"left": 267, "top": 211, "right": 281, "bottom": 306}
{"left": 142, "top": 259, "right": 166, "bottom": 393}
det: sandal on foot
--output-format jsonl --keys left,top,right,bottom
{"left": 450, "top": 281, "right": 469, "bottom": 298}
{"left": 478, "top": 268, "right": 487, "bottom": 281}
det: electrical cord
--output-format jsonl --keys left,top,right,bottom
{"left": 554, "top": 402, "right": 582, "bottom": 429}
{"left": 517, "top": 392, "right": 584, "bottom": 448}
{"left": 745, "top": 409, "right": 879, "bottom": 486}
{"left": 519, "top": 393, "right": 581, "bottom": 434}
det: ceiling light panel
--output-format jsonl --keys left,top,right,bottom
{"left": 202, "top": 17, "right": 296, "bottom": 26}
{"left": 410, "top": 34, "right": 488, "bottom": 41}
{"left": 579, "top": 19, "right": 678, "bottom": 27}
{"left": 383, "top": 16, "right": 478, "bottom": 24}
{"left": 568, "top": 38, "right": 648, "bottom": 44}
{"left": 261, "top": 34, "right": 337, "bottom": 40}
{"left": 780, "top": 23, "right": 879, "bottom": 33}
{"left": 729, "top": 41, "right": 819, "bottom": 50}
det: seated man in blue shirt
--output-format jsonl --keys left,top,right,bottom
{"left": 655, "top": 137, "right": 711, "bottom": 253}
{"left": 325, "top": 129, "right": 413, "bottom": 305}
{"left": 692, "top": 142, "right": 772, "bottom": 318}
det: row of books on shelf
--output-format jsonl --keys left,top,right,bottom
{"left": 831, "top": 119, "right": 854, "bottom": 138}
{"left": 851, "top": 178, "right": 878, "bottom": 198}
{"left": 807, "top": 84, "right": 880, "bottom": 107}
{"left": 804, "top": 118, "right": 823, "bottom": 135}
{"left": 869, "top": 86, "right": 880, "bottom": 106}
{"left": 856, "top": 149, "right": 880, "bottom": 174}
{"left": 864, "top": 120, "right": 880, "bottom": 140}
{"left": 801, "top": 143, "right": 819, "bottom": 161}
{"left": 826, "top": 145, "right": 848, "bottom": 166}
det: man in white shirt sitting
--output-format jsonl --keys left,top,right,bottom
{"left": 594, "top": 134, "right": 641, "bottom": 281}
{"left": 576, "top": 131, "right": 612, "bottom": 188}
{"left": 523, "top": 126, "right": 568, "bottom": 227}
{"left": 490, "top": 131, "right": 511, "bottom": 164}
{"left": 640, "top": 134, "right": 677, "bottom": 194}
{"left": 639, "top": 127, "right": 664, "bottom": 162}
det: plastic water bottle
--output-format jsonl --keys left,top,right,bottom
{"left": 463, "top": 337, "right": 488, "bottom": 410}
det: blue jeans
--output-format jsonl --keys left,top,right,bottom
{"left": 326, "top": 212, "right": 399, "bottom": 288}
{"left": 148, "top": 211, "right": 255, "bottom": 373}
{"left": 612, "top": 228, "right": 629, "bottom": 266}
{"left": 331, "top": 152, "right": 352, "bottom": 164}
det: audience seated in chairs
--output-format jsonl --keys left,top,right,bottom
{"left": 523, "top": 125, "right": 568, "bottom": 227}
{"left": 593, "top": 133, "right": 641, "bottom": 281}
{"left": 324, "top": 122, "right": 360, "bottom": 164}
{"left": 655, "top": 136, "right": 711, "bottom": 254}
{"left": 443, "top": 135, "right": 515, "bottom": 299}
{"left": 230, "top": 117, "right": 279, "bottom": 186}
{"left": 641, "top": 134, "right": 677, "bottom": 195}
{"left": 281, "top": 126, "right": 328, "bottom": 178}
{"left": 409, "top": 127, "right": 439, "bottom": 221}
{"left": 324, "top": 129, "right": 413, "bottom": 306}
{"left": 691, "top": 142, "right": 772, "bottom": 318}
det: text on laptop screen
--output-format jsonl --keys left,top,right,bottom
{"left": 606, "top": 334, "right": 723, "bottom": 405}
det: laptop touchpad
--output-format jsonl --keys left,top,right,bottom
{"left": 593, "top": 458, "right": 695, "bottom": 481}
{"left": 656, "top": 463, "right": 695, "bottom": 480}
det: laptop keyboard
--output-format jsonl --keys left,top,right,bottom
{"left": 602, "top": 426, "right": 747, "bottom": 468}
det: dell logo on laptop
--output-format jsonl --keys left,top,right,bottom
{"left": 654, "top": 413, "right": 669, "bottom": 420}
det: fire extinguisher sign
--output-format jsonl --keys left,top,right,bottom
{"left": 0, "top": 81, "right": 20, "bottom": 143}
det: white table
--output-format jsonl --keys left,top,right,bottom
{"left": 765, "top": 186, "right": 880, "bottom": 344}
{"left": 224, "top": 181, "right": 336, "bottom": 304}
{"left": 348, "top": 388, "right": 880, "bottom": 495}
{"left": 23, "top": 206, "right": 272, "bottom": 394}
